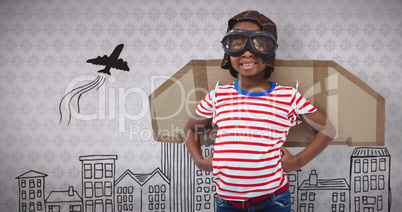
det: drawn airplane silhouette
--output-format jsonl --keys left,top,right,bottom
{"left": 86, "top": 44, "right": 130, "bottom": 75}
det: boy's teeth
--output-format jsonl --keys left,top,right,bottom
{"left": 242, "top": 63, "right": 255, "bottom": 66}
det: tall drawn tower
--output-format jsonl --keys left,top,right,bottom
{"left": 350, "top": 147, "right": 391, "bottom": 212}
{"left": 79, "top": 155, "right": 118, "bottom": 212}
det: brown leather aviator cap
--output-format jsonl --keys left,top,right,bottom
{"left": 221, "top": 10, "right": 278, "bottom": 70}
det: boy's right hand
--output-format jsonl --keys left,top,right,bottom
{"left": 196, "top": 152, "right": 214, "bottom": 172}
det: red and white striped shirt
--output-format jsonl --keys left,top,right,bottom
{"left": 196, "top": 80, "right": 316, "bottom": 201}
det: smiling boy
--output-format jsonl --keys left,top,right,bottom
{"left": 184, "top": 10, "right": 336, "bottom": 211}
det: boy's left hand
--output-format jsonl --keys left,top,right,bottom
{"left": 280, "top": 146, "right": 300, "bottom": 173}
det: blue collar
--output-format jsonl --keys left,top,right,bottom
{"left": 234, "top": 79, "right": 276, "bottom": 97}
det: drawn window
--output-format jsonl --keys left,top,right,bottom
{"left": 22, "top": 203, "right": 26, "bottom": 212}
{"left": 36, "top": 179, "right": 41, "bottom": 187}
{"left": 309, "top": 192, "right": 315, "bottom": 201}
{"left": 117, "top": 195, "right": 122, "bottom": 203}
{"left": 94, "top": 163, "right": 103, "bottom": 179}
{"left": 95, "top": 182, "right": 103, "bottom": 197}
{"left": 371, "top": 175, "right": 377, "bottom": 190}
{"left": 106, "top": 199, "right": 113, "bottom": 212}
{"left": 196, "top": 170, "right": 202, "bottom": 176}
{"left": 354, "top": 160, "right": 361, "bottom": 173}
{"left": 123, "top": 187, "right": 127, "bottom": 194}
{"left": 37, "top": 202, "right": 42, "bottom": 211}
{"left": 84, "top": 182, "right": 93, "bottom": 198}
{"left": 300, "top": 203, "right": 306, "bottom": 212}
{"left": 29, "top": 202, "right": 35, "bottom": 211}
{"left": 377, "top": 195, "right": 383, "bottom": 211}
{"left": 105, "top": 163, "right": 113, "bottom": 178}
{"left": 84, "top": 164, "right": 92, "bottom": 179}
{"left": 155, "top": 194, "right": 159, "bottom": 202}
{"left": 355, "top": 176, "right": 361, "bottom": 193}
{"left": 29, "top": 179, "right": 35, "bottom": 188}
{"left": 161, "top": 194, "right": 165, "bottom": 201}
{"left": 301, "top": 192, "right": 307, "bottom": 201}
{"left": 117, "top": 187, "right": 122, "bottom": 194}
{"left": 308, "top": 203, "right": 314, "bottom": 212}
{"left": 149, "top": 185, "right": 153, "bottom": 193}
{"left": 332, "top": 204, "right": 336, "bottom": 212}
{"left": 354, "top": 197, "right": 360, "bottom": 212}
{"left": 37, "top": 190, "right": 42, "bottom": 198}
{"left": 288, "top": 174, "right": 296, "bottom": 182}
{"left": 363, "top": 159, "right": 368, "bottom": 173}
{"left": 29, "top": 190, "right": 35, "bottom": 199}
{"left": 21, "top": 180, "right": 26, "bottom": 188}
{"left": 378, "top": 175, "right": 385, "bottom": 190}
{"left": 149, "top": 195, "right": 153, "bottom": 202}
{"left": 161, "top": 184, "right": 166, "bottom": 193}
{"left": 340, "top": 192, "right": 345, "bottom": 202}
{"left": 85, "top": 200, "right": 93, "bottom": 212}
{"left": 22, "top": 190, "right": 26, "bottom": 199}
{"left": 105, "top": 182, "right": 112, "bottom": 197}
{"left": 339, "top": 204, "right": 345, "bottom": 212}
{"left": 371, "top": 159, "right": 377, "bottom": 172}
{"left": 363, "top": 176, "right": 369, "bottom": 192}
{"left": 70, "top": 205, "right": 81, "bottom": 212}
{"left": 149, "top": 203, "right": 153, "bottom": 211}
{"left": 128, "top": 186, "right": 134, "bottom": 194}
{"left": 129, "top": 195, "right": 133, "bottom": 202}
{"left": 379, "top": 158, "right": 386, "bottom": 171}
{"left": 332, "top": 193, "right": 338, "bottom": 202}
{"left": 155, "top": 185, "right": 160, "bottom": 193}
{"left": 289, "top": 185, "right": 295, "bottom": 194}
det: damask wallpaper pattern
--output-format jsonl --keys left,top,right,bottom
{"left": 0, "top": 0, "right": 401, "bottom": 211}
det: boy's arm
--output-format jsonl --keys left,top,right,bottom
{"left": 184, "top": 115, "right": 214, "bottom": 172}
{"left": 281, "top": 110, "right": 336, "bottom": 173}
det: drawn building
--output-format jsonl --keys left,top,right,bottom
{"left": 287, "top": 169, "right": 300, "bottom": 212}
{"left": 194, "top": 145, "right": 216, "bottom": 211}
{"left": 114, "top": 168, "right": 170, "bottom": 212}
{"left": 16, "top": 170, "right": 47, "bottom": 212}
{"left": 161, "top": 142, "right": 196, "bottom": 212}
{"left": 45, "top": 186, "right": 82, "bottom": 212}
{"left": 299, "top": 170, "right": 350, "bottom": 212}
{"left": 79, "top": 155, "right": 118, "bottom": 212}
{"left": 350, "top": 147, "right": 391, "bottom": 212}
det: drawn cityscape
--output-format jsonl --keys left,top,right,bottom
{"left": 15, "top": 145, "right": 391, "bottom": 212}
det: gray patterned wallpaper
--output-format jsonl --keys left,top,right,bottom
{"left": 1, "top": 0, "right": 401, "bottom": 211}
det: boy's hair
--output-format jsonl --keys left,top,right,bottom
{"left": 221, "top": 10, "right": 277, "bottom": 79}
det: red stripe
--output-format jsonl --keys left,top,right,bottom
{"left": 216, "top": 109, "right": 288, "bottom": 121}
{"left": 216, "top": 133, "right": 279, "bottom": 141}
{"left": 299, "top": 101, "right": 310, "bottom": 110}
{"left": 217, "top": 96, "right": 290, "bottom": 106}
{"left": 196, "top": 108, "right": 212, "bottom": 116}
{"left": 216, "top": 117, "right": 291, "bottom": 128}
{"left": 213, "top": 159, "right": 281, "bottom": 171}
{"left": 214, "top": 140, "right": 279, "bottom": 147}
{"left": 215, "top": 102, "right": 289, "bottom": 113}
{"left": 214, "top": 170, "right": 282, "bottom": 187}
{"left": 213, "top": 149, "right": 268, "bottom": 154}
{"left": 296, "top": 94, "right": 303, "bottom": 105}
{"left": 213, "top": 154, "right": 279, "bottom": 163}
{"left": 214, "top": 169, "right": 278, "bottom": 180}
{"left": 218, "top": 125, "right": 287, "bottom": 134}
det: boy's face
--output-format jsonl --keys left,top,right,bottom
{"left": 230, "top": 21, "right": 268, "bottom": 79}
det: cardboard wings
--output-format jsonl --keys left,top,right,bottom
{"left": 149, "top": 59, "right": 385, "bottom": 147}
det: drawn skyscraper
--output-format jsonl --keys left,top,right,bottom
{"left": 161, "top": 142, "right": 196, "bottom": 212}
{"left": 350, "top": 147, "right": 391, "bottom": 212}
{"left": 79, "top": 155, "right": 118, "bottom": 212}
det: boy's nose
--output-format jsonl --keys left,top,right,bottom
{"left": 242, "top": 50, "right": 254, "bottom": 57}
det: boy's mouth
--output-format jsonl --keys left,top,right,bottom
{"left": 240, "top": 62, "right": 257, "bottom": 67}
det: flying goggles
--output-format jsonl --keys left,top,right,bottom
{"left": 221, "top": 29, "right": 278, "bottom": 59}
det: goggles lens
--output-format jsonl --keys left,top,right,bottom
{"left": 221, "top": 29, "right": 278, "bottom": 58}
